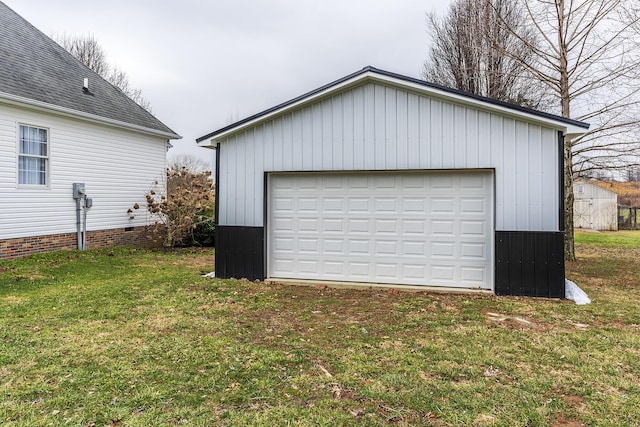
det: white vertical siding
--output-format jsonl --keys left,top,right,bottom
{"left": 217, "top": 82, "right": 561, "bottom": 231}
{"left": 0, "top": 103, "right": 167, "bottom": 240}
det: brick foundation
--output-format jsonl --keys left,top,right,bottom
{"left": 0, "top": 226, "right": 162, "bottom": 260}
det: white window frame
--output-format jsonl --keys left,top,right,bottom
{"left": 17, "top": 124, "right": 49, "bottom": 187}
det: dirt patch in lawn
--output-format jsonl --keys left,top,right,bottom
{"left": 551, "top": 416, "right": 585, "bottom": 427}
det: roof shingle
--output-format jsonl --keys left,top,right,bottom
{"left": 0, "top": 1, "right": 178, "bottom": 138}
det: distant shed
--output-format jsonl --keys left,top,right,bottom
{"left": 573, "top": 180, "right": 618, "bottom": 231}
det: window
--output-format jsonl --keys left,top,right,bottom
{"left": 18, "top": 125, "right": 48, "bottom": 185}
{"left": 577, "top": 185, "right": 584, "bottom": 194}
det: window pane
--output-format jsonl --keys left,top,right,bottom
{"left": 18, "top": 156, "right": 46, "bottom": 185}
{"left": 18, "top": 125, "right": 48, "bottom": 185}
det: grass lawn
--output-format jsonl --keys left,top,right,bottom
{"left": 1, "top": 232, "right": 639, "bottom": 426}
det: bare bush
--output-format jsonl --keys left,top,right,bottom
{"left": 130, "top": 165, "right": 215, "bottom": 247}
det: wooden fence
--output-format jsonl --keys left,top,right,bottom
{"left": 618, "top": 206, "right": 639, "bottom": 229}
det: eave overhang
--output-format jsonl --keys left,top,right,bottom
{"left": 0, "top": 91, "right": 182, "bottom": 140}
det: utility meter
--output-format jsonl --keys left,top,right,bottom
{"left": 73, "top": 183, "right": 86, "bottom": 199}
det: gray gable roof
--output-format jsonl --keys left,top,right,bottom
{"left": 197, "top": 66, "right": 589, "bottom": 144}
{"left": 0, "top": 1, "right": 179, "bottom": 138}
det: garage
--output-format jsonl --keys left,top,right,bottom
{"left": 197, "top": 66, "right": 589, "bottom": 297}
{"left": 268, "top": 171, "right": 493, "bottom": 289}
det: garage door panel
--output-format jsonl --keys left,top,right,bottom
{"left": 460, "top": 220, "right": 486, "bottom": 236}
{"left": 375, "top": 219, "right": 398, "bottom": 234}
{"left": 323, "top": 261, "right": 344, "bottom": 276}
{"left": 273, "top": 237, "right": 294, "bottom": 252}
{"left": 299, "top": 259, "right": 320, "bottom": 274}
{"left": 273, "top": 197, "right": 294, "bottom": 212}
{"left": 431, "top": 198, "right": 455, "bottom": 213}
{"left": 348, "top": 176, "right": 369, "bottom": 189}
{"left": 374, "top": 240, "right": 398, "bottom": 256}
{"left": 268, "top": 171, "right": 493, "bottom": 289}
{"left": 402, "top": 219, "right": 426, "bottom": 235}
{"left": 375, "top": 175, "right": 398, "bottom": 190}
{"left": 375, "top": 198, "right": 398, "bottom": 213}
{"left": 432, "top": 265, "right": 455, "bottom": 281}
{"left": 298, "top": 238, "right": 319, "bottom": 253}
{"left": 273, "top": 258, "right": 295, "bottom": 274}
{"left": 347, "top": 219, "right": 370, "bottom": 233}
{"left": 402, "top": 175, "right": 426, "bottom": 188}
{"left": 322, "top": 176, "right": 343, "bottom": 189}
{"left": 273, "top": 217, "right": 294, "bottom": 232}
{"left": 461, "top": 174, "right": 486, "bottom": 188}
{"left": 348, "top": 239, "right": 370, "bottom": 254}
{"left": 461, "top": 267, "right": 486, "bottom": 283}
{"left": 460, "top": 242, "right": 487, "bottom": 259}
{"left": 322, "top": 218, "right": 344, "bottom": 233}
{"left": 431, "top": 219, "right": 455, "bottom": 235}
{"left": 431, "top": 174, "right": 454, "bottom": 189}
{"left": 275, "top": 176, "right": 296, "bottom": 189}
{"left": 298, "top": 176, "right": 320, "bottom": 190}
{"left": 461, "top": 198, "right": 487, "bottom": 214}
{"left": 402, "top": 198, "right": 427, "bottom": 213}
{"left": 404, "top": 264, "right": 427, "bottom": 279}
{"left": 323, "top": 198, "right": 344, "bottom": 212}
{"left": 348, "top": 261, "right": 371, "bottom": 277}
{"left": 403, "top": 241, "right": 426, "bottom": 256}
{"left": 376, "top": 263, "right": 398, "bottom": 279}
{"left": 348, "top": 198, "right": 370, "bottom": 213}
{"left": 323, "top": 239, "right": 345, "bottom": 254}
{"left": 298, "top": 218, "right": 320, "bottom": 233}
{"left": 298, "top": 198, "right": 319, "bottom": 212}
{"left": 431, "top": 241, "right": 455, "bottom": 258}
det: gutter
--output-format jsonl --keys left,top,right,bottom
{"left": 0, "top": 91, "right": 181, "bottom": 140}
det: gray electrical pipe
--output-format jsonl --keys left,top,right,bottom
{"left": 73, "top": 183, "right": 87, "bottom": 250}
{"left": 82, "top": 196, "right": 88, "bottom": 250}
{"left": 76, "top": 196, "right": 82, "bottom": 250}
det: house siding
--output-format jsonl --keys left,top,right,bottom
{"left": 0, "top": 102, "right": 167, "bottom": 240}
{"left": 217, "top": 82, "right": 560, "bottom": 232}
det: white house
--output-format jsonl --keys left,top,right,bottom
{"left": 574, "top": 180, "right": 618, "bottom": 231}
{"left": 197, "top": 67, "right": 589, "bottom": 298}
{"left": 0, "top": 2, "right": 180, "bottom": 259}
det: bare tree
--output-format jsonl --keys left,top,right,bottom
{"left": 493, "top": 0, "right": 640, "bottom": 260}
{"left": 54, "top": 33, "right": 152, "bottom": 111}
{"left": 423, "top": 0, "right": 549, "bottom": 108}
{"left": 168, "top": 155, "right": 211, "bottom": 174}
{"left": 625, "top": 167, "right": 640, "bottom": 182}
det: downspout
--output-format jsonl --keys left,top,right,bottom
{"left": 72, "top": 183, "right": 91, "bottom": 250}
{"left": 76, "top": 197, "right": 82, "bottom": 250}
{"left": 82, "top": 195, "right": 88, "bottom": 250}
{"left": 73, "top": 183, "right": 86, "bottom": 250}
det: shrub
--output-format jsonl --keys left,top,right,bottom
{"left": 130, "top": 166, "right": 215, "bottom": 247}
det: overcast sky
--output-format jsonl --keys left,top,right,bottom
{"left": 4, "top": 0, "right": 449, "bottom": 170}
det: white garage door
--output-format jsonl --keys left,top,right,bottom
{"left": 268, "top": 171, "right": 494, "bottom": 290}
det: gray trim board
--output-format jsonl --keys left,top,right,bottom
{"left": 559, "top": 131, "right": 566, "bottom": 232}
